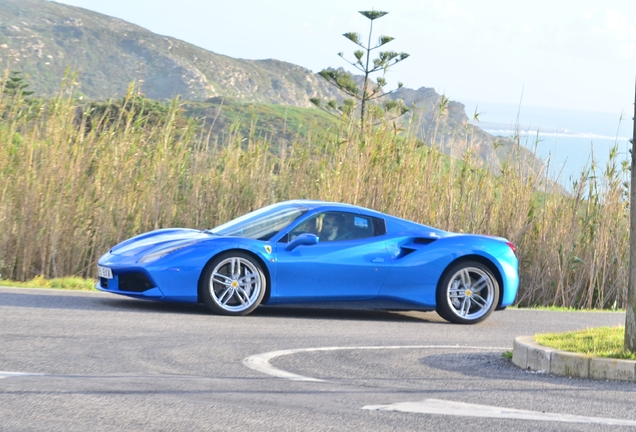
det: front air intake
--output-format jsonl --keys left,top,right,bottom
{"left": 118, "top": 272, "right": 155, "bottom": 293}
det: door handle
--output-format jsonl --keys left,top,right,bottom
{"left": 371, "top": 257, "right": 385, "bottom": 263}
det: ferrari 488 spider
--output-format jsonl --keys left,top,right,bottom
{"left": 97, "top": 200, "right": 518, "bottom": 324}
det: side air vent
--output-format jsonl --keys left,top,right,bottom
{"left": 413, "top": 238, "right": 437, "bottom": 245}
{"left": 394, "top": 237, "right": 438, "bottom": 260}
{"left": 396, "top": 247, "right": 416, "bottom": 259}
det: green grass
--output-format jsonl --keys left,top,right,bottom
{"left": 0, "top": 276, "right": 96, "bottom": 291}
{"left": 510, "top": 305, "right": 625, "bottom": 312}
{"left": 183, "top": 98, "right": 339, "bottom": 144}
{"left": 535, "top": 326, "right": 636, "bottom": 360}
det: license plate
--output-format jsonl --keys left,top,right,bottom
{"left": 98, "top": 265, "right": 113, "bottom": 279}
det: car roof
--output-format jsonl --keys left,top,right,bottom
{"left": 268, "top": 200, "right": 449, "bottom": 237}
{"left": 282, "top": 199, "right": 378, "bottom": 214}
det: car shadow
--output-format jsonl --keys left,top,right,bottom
{"left": 102, "top": 300, "right": 444, "bottom": 323}
{"left": 253, "top": 305, "right": 444, "bottom": 323}
{"left": 0, "top": 290, "right": 209, "bottom": 315}
{"left": 0, "top": 288, "right": 446, "bottom": 323}
{"left": 98, "top": 298, "right": 210, "bottom": 314}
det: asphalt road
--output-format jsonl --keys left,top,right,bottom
{"left": 0, "top": 287, "right": 633, "bottom": 431}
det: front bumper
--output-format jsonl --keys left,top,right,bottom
{"left": 95, "top": 267, "right": 165, "bottom": 299}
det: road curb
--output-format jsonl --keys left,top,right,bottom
{"left": 513, "top": 336, "right": 636, "bottom": 382}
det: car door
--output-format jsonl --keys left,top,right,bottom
{"left": 273, "top": 212, "right": 392, "bottom": 301}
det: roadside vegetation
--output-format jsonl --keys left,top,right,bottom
{"left": 183, "top": 98, "right": 338, "bottom": 145}
{"left": 511, "top": 305, "right": 625, "bottom": 312}
{"left": 0, "top": 73, "right": 630, "bottom": 309}
{"left": 535, "top": 326, "right": 636, "bottom": 360}
{"left": 0, "top": 276, "right": 96, "bottom": 291}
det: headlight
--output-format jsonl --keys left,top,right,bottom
{"left": 138, "top": 241, "right": 198, "bottom": 264}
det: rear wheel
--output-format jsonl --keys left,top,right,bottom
{"left": 436, "top": 261, "right": 499, "bottom": 324}
{"left": 200, "top": 252, "right": 266, "bottom": 316}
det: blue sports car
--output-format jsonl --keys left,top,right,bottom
{"left": 96, "top": 200, "right": 518, "bottom": 324}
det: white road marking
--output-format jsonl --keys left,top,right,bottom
{"left": 242, "top": 345, "right": 508, "bottom": 382}
{"left": 363, "top": 398, "right": 636, "bottom": 426}
{"left": 0, "top": 371, "right": 41, "bottom": 379}
{"left": 245, "top": 346, "right": 636, "bottom": 426}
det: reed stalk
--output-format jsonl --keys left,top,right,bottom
{"left": 0, "top": 83, "right": 629, "bottom": 309}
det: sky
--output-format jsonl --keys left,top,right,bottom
{"left": 53, "top": 0, "right": 636, "bottom": 131}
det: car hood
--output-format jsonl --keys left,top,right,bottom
{"left": 109, "top": 228, "right": 211, "bottom": 257}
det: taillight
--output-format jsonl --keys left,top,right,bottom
{"left": 506, "top": 242, "right": 516, "bottom": 254}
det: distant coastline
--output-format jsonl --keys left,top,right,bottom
{"left": 460, "top": 100, "right": 633, "bottom": 189}
{"left": 484, "top": 127, "right": 629, "bottom": 142}
{"left": 484, "top": 129, "right": 631, "bottom": 189}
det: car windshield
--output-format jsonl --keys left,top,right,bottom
{"left": 210, "top": 203, "right": 308, "bottom": 240}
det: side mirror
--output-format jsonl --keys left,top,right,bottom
{"left": 285, "top": 233, "right": 319, "bottom": 251}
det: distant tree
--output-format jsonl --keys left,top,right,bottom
{"left": 311, "top": 10, "right": 409, "bottom": 132}
{"left": 80, "top": 93, "right": 172, "bottom": 133}
{"left": 1, "top": 70, "right": 39, "bottom": 121}
{"left": 3, "top": 71, "right": 34, "bottom": 98}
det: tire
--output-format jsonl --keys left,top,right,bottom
{"left": 436, "top": 261, "right": 499, "bottom": 324}
{"left": 200, "top": 251, "right": 266, "bottom": 316}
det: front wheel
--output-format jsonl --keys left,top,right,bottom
{"left": 200, "top": 252, "right": 266, "bottom": 316}
{"left": 436, "top": 261, "right": 499, "bottom": 324}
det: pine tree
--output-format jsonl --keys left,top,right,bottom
{"left": 3, "top": 71, "right": 34, "bottom": 98}
{"left": 311, "top": 10, "right": 409, "bottom": 133}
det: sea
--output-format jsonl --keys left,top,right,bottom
{"left": 462, "top": 102, "right": 634, "bottom": 191}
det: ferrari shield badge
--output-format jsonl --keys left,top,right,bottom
{"left": 264, "top": 245, "right": 272, "bottom": 254}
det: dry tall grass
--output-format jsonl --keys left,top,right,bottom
{"left": 0, "top": 82, "right": 629, "bottom": 308}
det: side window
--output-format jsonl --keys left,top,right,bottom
{"left": 281, "top": 212, "right": 387, "bottom": 243}
{"left": 282, "top": 215, "right": 321, "bottom": 243}
{"left": 318, "top": 213, "right": 347, "bottom": 242}
{"left": 372, "top": 216, "right": 386, "bottom": 236}
{"left": 318, "top": 212, "right": 385, "bottom": 242}
{"left": 346, "top": 214, "right": 385, "bottom": 239}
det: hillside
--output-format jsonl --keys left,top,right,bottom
{"left": 0, "top": 0, "right": 342, "bottom": 104}
{"left": 0, "top": 0, "right": 548, "bottom": 176}
{"left": 390, "top": 86, "right": 544, "bottom": 172}
{"left": 183, "top": 98, "right": 339, "bottom": 144}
